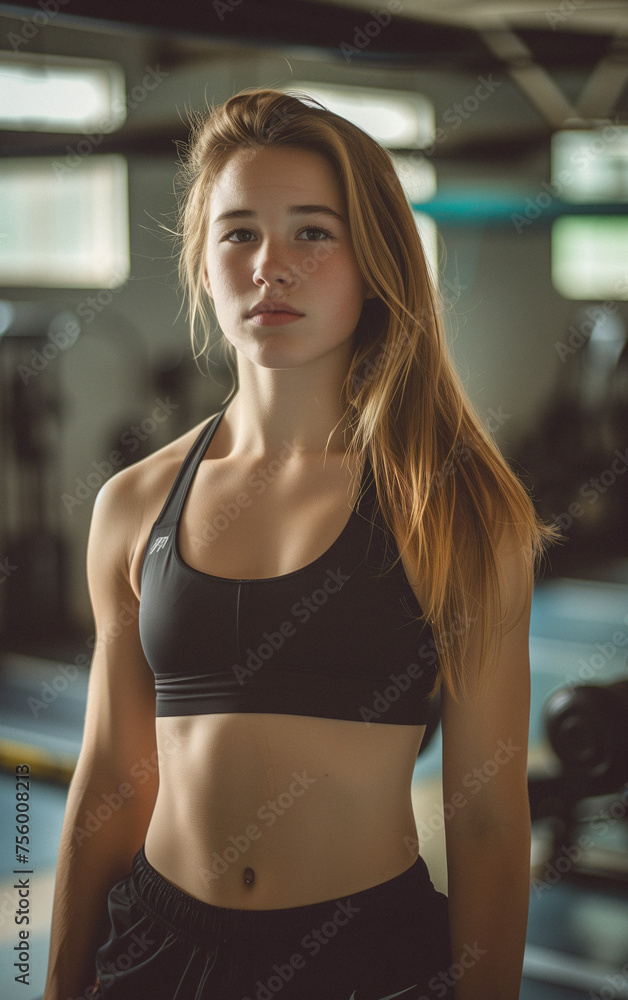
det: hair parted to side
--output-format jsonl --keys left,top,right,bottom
{"left": 175, "top": 87, "right": 559, "bottom": 701}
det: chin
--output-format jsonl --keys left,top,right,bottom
{"left": 232, "top": 337, "right": 327, "bottom": 371}
{"left": 250, "top": 349, "right": 317, "bottom": 371}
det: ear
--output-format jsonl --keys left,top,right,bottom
{"left": 202, "top": 265, "right": 212, "bottom": 298}
{"left": 364, "top": 286, "right": 378, "bottom": 300}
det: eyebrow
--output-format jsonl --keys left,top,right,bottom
{"left": 211, "top": 204, "right": 345, "bottom": 225}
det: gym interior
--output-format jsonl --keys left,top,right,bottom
{"left": 0, "top": 1, "right": 627, "bottom": 996}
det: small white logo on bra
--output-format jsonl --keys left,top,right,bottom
{"left": 149, "top": 535, "right": 169, "bottom": 555}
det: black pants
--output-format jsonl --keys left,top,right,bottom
{"left": 95, "top": 847, "right": 454, "bottom": 999}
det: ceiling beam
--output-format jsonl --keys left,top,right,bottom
{"left": 0, "top": 0, "right": 618, "bottom": 72}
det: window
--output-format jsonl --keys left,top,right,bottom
{"left": 0, "top": 156, "right": 130, "bottom": 288}
{"left": 552, "top": 127, "right": 628, "bottom": 203}
{"left": 0, "top": 51, "right": 125, "bottom": 132}
{"left": 283, "top": 82, "right": 434, "bottom": 148}
{"left": 551, "top": 126, "right": 628, "bottom": 299}
{"left": 551, "top": 217, "right": 628, "bottom": 301}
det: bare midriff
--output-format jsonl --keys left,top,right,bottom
{"left": 143, "top": 713, "right": 426, "bottom": 909}
{"left": 133, "top": 416, "right": 429, "bottom": 910}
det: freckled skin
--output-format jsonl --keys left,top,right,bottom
{"left": 203, "top": 146, "right": 373, "bottom": 374}
{"left": 138, "top": 147, "right": 429, "bottom": 909}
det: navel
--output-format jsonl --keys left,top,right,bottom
{"left": 243, "top": 867, "right": 255, "bottom": 886}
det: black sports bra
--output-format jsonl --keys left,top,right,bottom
{"left": 139, "top": 409, "right": 439, "bottom": 725}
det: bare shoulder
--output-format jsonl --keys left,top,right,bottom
{"left": 88, "top": 414, "right": 219, "bottom": 595}
{"left": 493, "top": 521, "right": 535, "bottom": 633}
{"left": 94, "top": 414, "right": 215, "bottom": 524}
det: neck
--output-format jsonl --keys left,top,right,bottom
{"left": 220, "top": 345, "right": 355, "bottom": 461}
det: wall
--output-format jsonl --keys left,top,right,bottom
{"left": 1, "top": 12, "right": 626, "bottom": 631}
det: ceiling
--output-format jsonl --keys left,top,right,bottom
{"left": 1, "top": 0, "right": 626, "bottom": 161}
{"left": 0, "top": 0, "right": 626, "bottom": 71}
{"left": 309, "top": 0, "right": 628, "bottom": 34}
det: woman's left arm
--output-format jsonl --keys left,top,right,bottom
{"left": 440, "top": 531, "right": 534, "bottom": 1000}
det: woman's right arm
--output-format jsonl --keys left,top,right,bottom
{"left": 44, "top": 468, "right": 160, "bottom": 1000}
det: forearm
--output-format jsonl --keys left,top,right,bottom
{"left": 445, "top": 822, "right": 531, "bottom": 1000}
{"left": 44, "top": 772, "right": 154, "bottom": 999}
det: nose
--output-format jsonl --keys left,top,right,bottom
{"left": 252, "top": 240, "right": 297, "bottom": 293}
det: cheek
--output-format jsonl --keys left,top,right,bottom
{"left": 205, "top": 267, "right": 247, "bottom": 320}
{"left": 319, "top": 257, "right": 366, "bottom": 309}
{"left": 204, "top": 273, "right": 239, "bottom": 332}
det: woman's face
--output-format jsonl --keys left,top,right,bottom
{"left": 203, "top": 145, "right": 373, "bottom": 371}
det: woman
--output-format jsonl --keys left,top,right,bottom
{"left": 44, "top": 88, "right": 555, "bottom": 999}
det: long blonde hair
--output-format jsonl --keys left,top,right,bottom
{"left": 175, "top": 87, "right": 558, "bottom": 700}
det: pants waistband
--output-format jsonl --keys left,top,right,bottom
{"left": 130, "top": 846, "right": 435, "bottom": 943}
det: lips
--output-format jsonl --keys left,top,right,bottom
{"left": 247, "top": 300, "right": 304, "bottom": 318}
